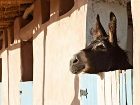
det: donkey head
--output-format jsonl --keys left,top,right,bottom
{"left": 70, "top": 12, "right": 132, "bottom": 74}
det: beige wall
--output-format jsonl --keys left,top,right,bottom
{"left": 0, "top": 0, "right": 133, "bottom": 105}
{"left": 1, "top": 43, "right": 21, "bottom": 105}
{"left": 33, "top": 0, "right": 87, "bottom": 105}
{"left": 1, "top": 50, "right": 9, "bottom": 105}
{"left": 8, "top": 47, "right": 21, "bottom": 105}
{"left": 33, "top": 31, "right": 45, "bottom": 105}
{"left": 131, "top": 1, "right": 140, "bottom": 105}
{"left": 44, "top": 10, "right": 86, "bottom": 105}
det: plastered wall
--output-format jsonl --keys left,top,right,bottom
{"left": 131, "top": 1, "right": 140, "bottom": 105}
{"left": 0, "top": 0, "right": 133, "bottom": 105}
{"left": 33, "top": 0, "right": 87, "bottom": 104}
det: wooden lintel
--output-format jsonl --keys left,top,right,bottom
{"left": 7, "top": 25, "right": 14, "bottom": 45}
{"left": 18, "top": 0, "right": 50, "bottom": 41}
{"left": 19, "top": 20, "right": 34, "bottom": 41}
{"left": 33, "top": 0, "right": 50, "bottom": 24}
{"left": 14, "top": 17, "right": 22, "bottom": 40}
{"left": 3, "top": 29, "right": 8, "bottom": 48}
{"left": 0, "top": 0, "right": 33, "bottom": 5}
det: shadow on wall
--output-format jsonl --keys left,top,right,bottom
{"left": 127, "top": 2, "right": 133, "bottom": 65}
{"left": 33, "top": 0, "right": 87, "bottom": 40}
{"left": 0, "top": 0, "right": 88, "bottom": 55}
{"left": 0, "top": 0, "right": 88, "bottom": 104}
{"left": 71, "top": 75, "right": 80, "bottom": 105}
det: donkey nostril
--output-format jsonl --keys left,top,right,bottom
{"left": 73, "top": 58, "right": 78, "bottom": 63}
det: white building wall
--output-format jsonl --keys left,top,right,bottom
{"left": 8, "top": 46, "right": 21, "bottom": 105}
{"left": 1, "top": 50, "right": 9, "bottom": 105}
{"left": 0, "top": 0, "right": 133, "bottom": 105}
{"left": 44, "top": 0, "right": 87, "bottom": 104}
{"left": 131, "top": 1, "right": 140, "bottom": 105}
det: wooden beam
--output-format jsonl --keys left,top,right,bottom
{"left": 0, "top": 4, "right": 31, "bottom": 12}
{"left": 7, "top": 25, "right": 14, "bottom": 44}
{"left": 19, "top": 0, "right": 50, "bottom": 41}
{"left": 14, "top": 17, "right": 21, "bottom": 40}
{"left": 33, "top": 0, "right": 50, "bottom": 24}
{"left": 0, "top": 24, "right": 10, "bottom": 28}
{"left": 0, "top": 26, "right": 9, "bottom": 28}
{"left": 0, "top": 10, "right": 24, "bottom": 19}
{"left": 22, "top": 4, "right": 34, "bottom": 19}
{"left": 3, "top": 29, "right": 8, "bottom": 48}
{"left": 59, "top": 0, "right": 74, "bottom": 16}
{"left": 0, "top": 0, "right": 33, "bottom": 5}
{"left": 0, "top": 3, "right": 32, "bottom": 29}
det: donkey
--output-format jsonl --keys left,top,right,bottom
{"left": 70, "top": 12, "right": 132, "bottom": 74}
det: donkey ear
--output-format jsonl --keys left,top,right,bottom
{"left": 90, "top": 14, "right": 107, "bottom": 39}
{"left": 108, "top": 12, "right": 117, "bottom": 45}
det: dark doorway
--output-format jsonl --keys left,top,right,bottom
{"left": 21, "top": 39, "right": 33, "bottom": 81}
